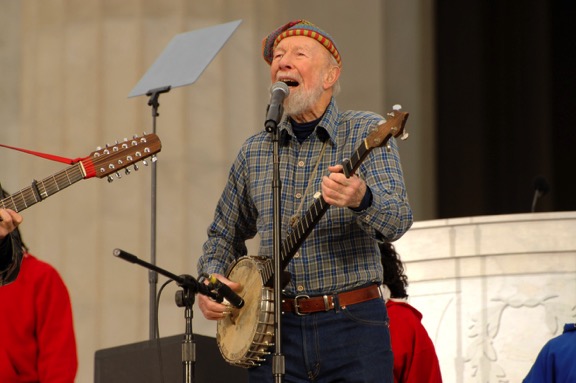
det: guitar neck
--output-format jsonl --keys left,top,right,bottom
{"left": 0, "top": 133, "right": 162, "bottom": 214}
{"left": 0, "top": 162, "right": 86, "bottom": 213}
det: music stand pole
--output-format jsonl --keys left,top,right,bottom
{"left": 145, "top": 85, "right": 171, "bottom": 340}
{"left": 127, "top": 20, "right": 241, "bottom": 340}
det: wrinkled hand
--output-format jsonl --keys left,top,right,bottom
{"left": 197, "top": 273, "right": 242, "bottom": 321}
{"left": 321, "top": 165, "right": 367, "bottom": 208}
{"left": 0, "top": 209, "right": 23, "bottom": 240}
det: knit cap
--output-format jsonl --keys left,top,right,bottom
{"left": 262, "top": 20, "right": 341, "bottom": 66}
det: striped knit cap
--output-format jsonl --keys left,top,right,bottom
{"left": 262, "top": 20, "right": 342, "bottom": 67}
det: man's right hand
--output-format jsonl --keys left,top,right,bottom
{"left": 197, "top": 273, "right": 242, "bottom": 320}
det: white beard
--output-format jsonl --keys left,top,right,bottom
{"left": 284, "top": 84, "right": 324, "bottom": 117}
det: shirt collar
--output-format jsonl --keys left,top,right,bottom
{"left": 279, "top": 97, "right": 340, "bottom": 145}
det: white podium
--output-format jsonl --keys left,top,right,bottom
{"left": 394, "top": 211, "right": 576, "bottom": 383}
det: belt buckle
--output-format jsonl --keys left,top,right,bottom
{"left": 293, "top": 294, "right": 310, "bottom": 316}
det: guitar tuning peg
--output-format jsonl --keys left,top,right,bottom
{"left": 151, "top": 155, "right": 158, "bottom": 163}
{"left": 123, "top": 137, "right": 128, "bottom": 142}
{"left": 133, "top": 164, "right": 139, "bottom": 171}
{"left": 96, "top": 146, "right": 102, "bottom": 151}
{"left": 386, "top": 143, "right": 392, "bottom": 152}
{"left": 133, "top": 134, "right": 139, "bottom": 139}
{"left": 115, "top": 171, "right": 121, "bottom": 179}
{"left": 124, "top": 168, "right": 131, "bottom": 175}
{"left": 400, "top": 131, "right": 410, "bottom": 141}
{"left": 107, "top": 175, "right": 114, "bottom": 183}
{"left": 392, "top": 104, "right": 402, "bottom": 111}
{"left": 143, "top": 160, "right": 148, "bottom": 166}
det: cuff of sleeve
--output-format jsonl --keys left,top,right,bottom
{"left": 350, "top": 186, "right": 373, "bottom": 212}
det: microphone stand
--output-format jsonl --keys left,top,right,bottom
{"left": 113, "top": 248, "right": 216, "bottom": 383}
{"left": 265, "top": 105, "right": 285, "bottom": 382}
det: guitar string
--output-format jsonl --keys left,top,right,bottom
{"left": 0, "top": 164, "right": 84, "bottom": 212}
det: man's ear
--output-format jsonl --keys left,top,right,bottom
{"left": 323, "top": 65, "right": 341, "bottom": 89}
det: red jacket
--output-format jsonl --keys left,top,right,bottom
{"left": 0, "top": 254, "right": 77, "bottom": 382}
{"left": 387, "top": 299, "right": 443, "bottom": 383}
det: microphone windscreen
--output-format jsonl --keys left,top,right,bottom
{"left": 270, "top": 81, "right": 290, "bottom": 96}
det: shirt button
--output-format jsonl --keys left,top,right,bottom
{"left": 297, "top": 285, "right": 304, "bottom": 292}
{"left": 295, "top": 192, "right": 302, "bottom": 199}
{"left": 294, "top": 252, "right": 300, "bottom": 258}
{"left": 298, "top": 160, "right": 305, "bottom": 167}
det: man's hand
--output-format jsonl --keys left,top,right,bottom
{"left": 197, "top": 273, "right": 242, "bottom": 320}
{"left": 321, "top": 165, "right": 367, "bottom": 208}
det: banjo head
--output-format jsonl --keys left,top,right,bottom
{"left": 217, "top": 257, "right": 274, "bottom": 367}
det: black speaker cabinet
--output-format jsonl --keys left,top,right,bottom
{"left": 94, "top": 334, "right": 248, "bottom": 383}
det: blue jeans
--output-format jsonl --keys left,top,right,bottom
{"left": 249, "top": 296, "right": 393, "bottom": 383}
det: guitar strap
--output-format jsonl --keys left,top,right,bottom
{"left": 289, "top": 140, "right": 328, "bottom": 228}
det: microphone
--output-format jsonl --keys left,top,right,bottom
{"left": 531, "top": 176, "right": 550, "bottom": 212}
{"left": 265, "top": 81, "right": 290, "bottom": 132}
{"left": 208, "top": 274, "right": 244, "bottom": 309}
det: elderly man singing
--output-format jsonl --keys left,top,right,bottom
{"left": 197, "top": 20, "right": 413, "bottom": 382}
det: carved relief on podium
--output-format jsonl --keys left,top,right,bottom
{"left": 394, "top": 212, "right": 576, "bottom": 383}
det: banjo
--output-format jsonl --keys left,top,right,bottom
{"left": 216, "top": 107, "right": 409, "bottom": 368}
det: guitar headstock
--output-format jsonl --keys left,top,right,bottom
{"left": 365, "top": 105, "right": 409, "bottom": 150}
{"left": 81, "top": 133, "right": 162, "bottom": 181}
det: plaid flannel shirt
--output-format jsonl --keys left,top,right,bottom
{"left": 198, "top": 98, "right": 412, "bottom": 296}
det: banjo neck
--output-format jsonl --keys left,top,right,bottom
{"left": 262, "top": 108, "right": 409, "bottom": 288}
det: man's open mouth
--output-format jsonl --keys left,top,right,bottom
{"left": 280, "top": 79, "right": 299, "bottom": 88}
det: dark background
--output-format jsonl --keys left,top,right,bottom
{"left": 435, "top": 1, "right": 575, "bottom": 218}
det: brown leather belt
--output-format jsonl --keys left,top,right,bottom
{"left": 281, "top": 284, "right": 381, "bottom": 315}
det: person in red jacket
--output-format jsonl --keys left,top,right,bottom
{"left": 380, "top": 241, "right": 443, "bottom": 383}
{"left": 0, "top": 188, "right": 78, "bottom": 383}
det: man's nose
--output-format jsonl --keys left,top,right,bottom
{"left": 277, "top": 53, "right": 293, "bottom": 69}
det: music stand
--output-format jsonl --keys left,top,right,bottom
{"left": 127, "top": 19, "right": 242, "bottom": 341}
{"left": 129, "top": 20, "right": 242, "bottom": 98}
